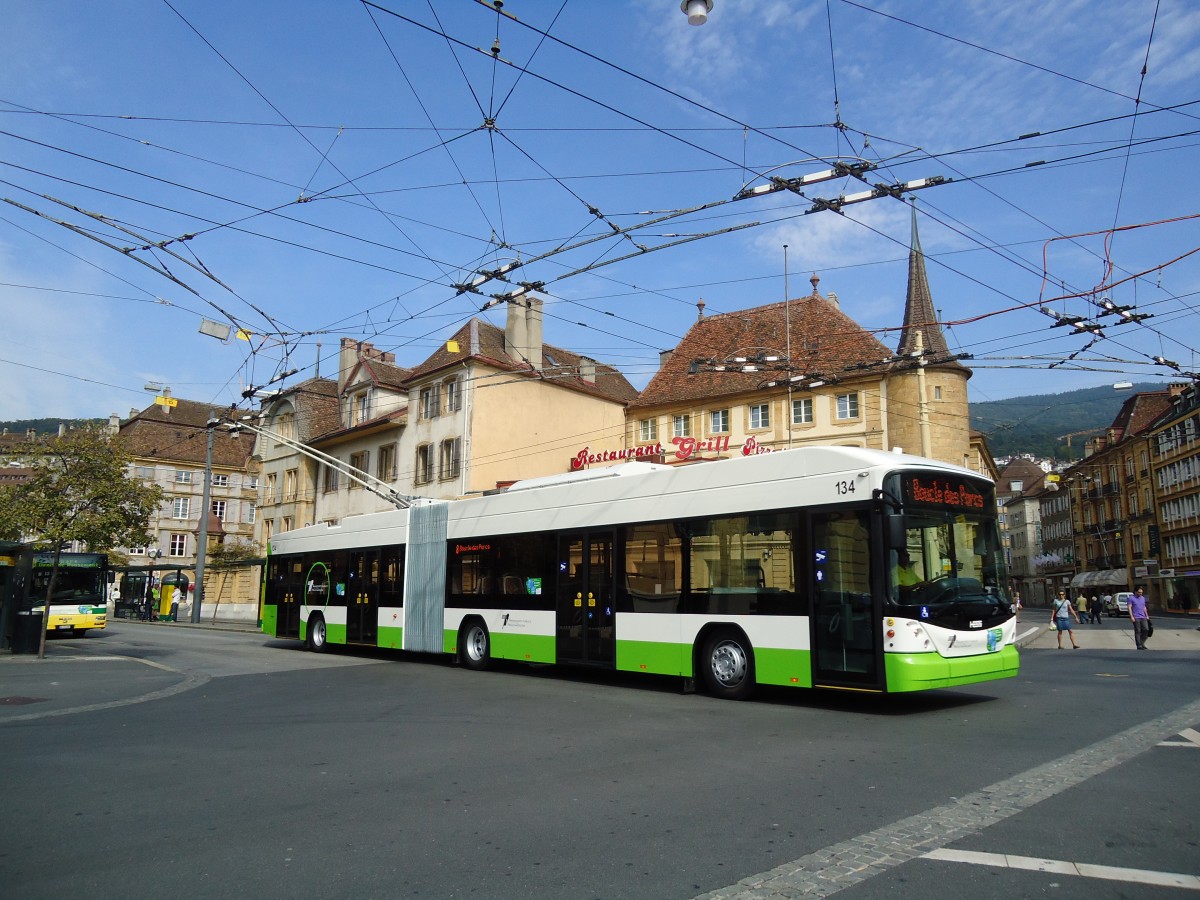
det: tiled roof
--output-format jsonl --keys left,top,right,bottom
{"left": 273, "top": 377, "right": 341, "bottom": 441}
{"left": 1115, "top": 391, "right": 1171, "bottom": 436}
{"left": 353, "top": 358, "right": 413, "bottom": 392}
{"left": 118, "top": 398, "right": 254, "bottom": 469}
{"left": 631, "top": 293, "right": 893, "bottom": 408}
{"left": 406, "top": 318, "right": 637, "bottom": 404}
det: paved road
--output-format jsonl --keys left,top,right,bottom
{"left": 2, "top": 620, "right": 1198, "bottom": 899}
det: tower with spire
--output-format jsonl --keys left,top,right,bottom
{"left": 885, "top": 205, "right": 972, "bottom": 463}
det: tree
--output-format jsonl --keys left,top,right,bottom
{"left": 0, "top": 428, "right": 163, "bottom": 657}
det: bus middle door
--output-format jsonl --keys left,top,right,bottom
{"left": 347, "top": 549, "right": 379, "bottom": 645}
{"left": 556, "top": 531, "right": 615, "bottom": 667}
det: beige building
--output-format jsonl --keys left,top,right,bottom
{"left": 256, "top": 376, "right": 340, "bottom": 544}
{"left": 620, "top": 212, "right": 980, "bottom": 472}
{"left": 114, "top": 397, "right": 259, "bottom": 617}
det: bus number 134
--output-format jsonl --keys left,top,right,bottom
{"left": 834, "top": 479, "right": 856, "bottom": 495}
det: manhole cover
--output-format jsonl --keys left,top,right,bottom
{"left": 0, "top": 696, "right": 49, "bottom": 706}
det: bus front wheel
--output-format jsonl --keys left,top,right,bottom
{"left": 307, "top": 615, "right": 328, "bottom": 653}
{"left": 460, "top": 620, "right": 491, "bottom": 670}
{"left": 700, "top": 630, "right": 755, "bottom": 700}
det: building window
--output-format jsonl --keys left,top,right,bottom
{"left": 638, "top": 418, "right": 658, "bottom": 442}
{"left": 439, "top": 438, "right": 462, "bottom": 481}
{"left": 323, "top": 464, "right": 339, "bottom": 494}
{"left": 276, "top": 411, "right": 296, "bottom": 442}
{"left": 135, "top": 466, "right": 154, "bottom": 479}
{"left": 749, "top": 403, "right": 770, "bottom": 430}
{"left": 128, "top": 547, "right": 146, "bottom": 556}
{"left": 284, "top": 468, "right": 298, "bottom": 502}
{"left": 211, "top": 500, "right": 226, "bottom": 521}
{"left": 172, "top": 497, "right": 190, "bottom": 519}
{"left": 174, "top": 470, "right": 192, "bottom": 484}
{"left": 282, "top": 516, "right": 293, "bottom": 532}
{"left": 420, "top": 384, "right": 441, "bottom": 420}
{"left": 248, "top": 476, "right": 259, "bottom": 490}
{"left": 416, "top": 444, "right": 434, "bottom": 485}
{"left": 710, "top": 409, "right": 730, "bottom": 434}
{"left": 672, "top": 414, "right": 691, "bottom": 438}
{"left": 793, "top": 398, "right": 813, "bottom": 425}
{"left": 377, "top": 443, "right": 397, "bottom": 481}
{"left": 934, "top": 386, "right": 942, "bottom": 400}
{"left": 212, "top": 473, "right": 230, "bottom": 488}
{"left": 264, "top": 520, "right": 275, "bottom": 542}
{"left": 445, "top": 377, "right": 461, "bottom": 412}
{"left": 245, "top": 502, "right": 256, "bottom": 525}
{"left": 836, "top": 392, "right": 860, "bottom": 420}
{"left": 349, "top": 452, "right": 369, "bottom": 489}
{"left": 266, "top": 473, "right": 278, "bottom": 504}
{"left": 169, "top": 533, "right": 188, "bottom": 557}
{"left": 352, "top": 392, "right": 370, "bottom": 424}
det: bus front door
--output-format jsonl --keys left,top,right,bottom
{"left": 347, "top": 550, "right": 379, "bottom": 645}
{"left": 556, "top": 532, "right": 615, "bottom": 666}
{"left": 810, "top": 510, "right": 883, "bottom": 690}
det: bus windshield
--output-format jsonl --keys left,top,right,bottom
{"left": 32, "top": 563, "right": 105, "bottom": 603}
{"left": 888, "top": 472, "right": 1011, "bottom": 625}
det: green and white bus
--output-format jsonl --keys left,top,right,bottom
{"left": 262, "top": 447, "right": 1018, "bottom": 697}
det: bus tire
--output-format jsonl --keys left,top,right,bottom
{"left": 307, "top": 614, "right": 328, "bottom": 653}
{"left": 460, "top": 619, "right": 491, "bottom": 671}
{"left": 700, "top": 630, "right": 755, "bottom": 700}
{"left": 72, "top": 629, "right": 87, "bottom": 638}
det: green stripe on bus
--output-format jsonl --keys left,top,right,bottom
{"left": 262, "top": 606, "right": 277, "bottom": 637}
{"left": 616, "top": 638, "right": 688, "bottom": 676}
{"left": 377, "top": 625, "right": 402, "bottom": 649}
{"left": 884, "top": 645, "right": 1020, "bottom": 692}
{"left": 492, "top": 631, "right": 555, "bottom": 663}
{"left": 754, "top": 647, "right": 813, "bottom": 688}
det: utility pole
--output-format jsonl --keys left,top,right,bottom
{"left": 192, "top": 418, "right": 216, "bottom": 623}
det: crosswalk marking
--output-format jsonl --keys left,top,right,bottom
{"left": 924, "top": 848, "right": 1200, "bottom": 890}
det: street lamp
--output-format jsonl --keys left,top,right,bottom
{"left": 681, "top": 0, "right": 712, "bottom": 26}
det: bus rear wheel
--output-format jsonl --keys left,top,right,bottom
{"left": 460, "top": 620, "right": 490, "bottom": 670}
{"left": 307, "top": 615, "right": 328, "bottom": 652}
{"left": 700, "top": 631, "right": 755, "bottom": 700}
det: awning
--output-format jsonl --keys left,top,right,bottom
{"left": 1070, "top": 569, "right": 1128, "bottom": 589}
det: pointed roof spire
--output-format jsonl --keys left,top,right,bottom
{"left": 898, "top": 203, "right": 954, "bottom": 361}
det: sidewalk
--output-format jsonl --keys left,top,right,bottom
{"left": 1016, "top": 611, "right": 1200, "bottom": 651}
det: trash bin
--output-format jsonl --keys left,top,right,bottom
{"left": 12, "top": 610, "right": 42, "bottom": 655}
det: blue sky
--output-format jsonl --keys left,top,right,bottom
{"left": 1, "top": 0, "right": 1198, "bottom": 421}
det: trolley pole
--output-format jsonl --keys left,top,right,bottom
{"left": 192, "top": 418, "right": 216, "bottom": 623}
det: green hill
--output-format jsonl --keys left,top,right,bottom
{"left": 970, "top": 383, "right": 1164, "bottom": 461}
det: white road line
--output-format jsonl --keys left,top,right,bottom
{"left": 924, "top": 848, "right": 1200, "bottom": 890}
{"left": 1158, "top": 727, "right": 1200, "bottom": 748}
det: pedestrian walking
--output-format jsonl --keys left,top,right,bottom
{"left": 1013, "top": 592, "right": 1022, "bottom": 622}
{"left": 1075, "top": 593, "right": 1088, "bottom": 622}
{"left": 1052, "top": 590, "right": 1081, "bottom": 649}
{"left": 1088, "top": 594, "right": 1103, "bottom": 625}
{"left": 1129, "top": 586, "right": 1151, "bottom": 650}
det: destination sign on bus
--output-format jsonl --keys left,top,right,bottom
{"left": 900, "top": 474, "right": 988, "bottom": 511}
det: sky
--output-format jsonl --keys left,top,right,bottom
{"left": 1, "top": 0, "right": 1198, "bottom": 424}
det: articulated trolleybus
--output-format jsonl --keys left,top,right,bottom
{"left": 263, "top": 447, "right": 1017, "bottom": 697}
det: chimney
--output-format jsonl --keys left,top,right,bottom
{"left": 659, "top": 349, "right": 674, "bottom": 368}
{"left": 58, "top": 423, "right": 66, "bottom": 437}
{"left": 505, "top": 301, "right": 528, "bottom": 364}
{"left": 130, "top": 408, "right": 139, "bottom": 420}
{"left": 338, "top": 337, "right": 359, "bottom": 394}
{"left": 579, "top": 356, "right": 596, "bottom": 383}
{"left": 526, "top": 297, "right": 543, "bottom": 371}
{"left": 827, "top": 291, "right": 839, "bottom": 309}
{"left": 107, "top": 414, "right": 120, "bottom": 436}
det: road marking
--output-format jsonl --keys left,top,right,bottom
{"left": 696, "top": 697, "right": 1200, "bottom": 899}
{"left": 1159, "top": 726, "right": 1200, "bottom": 748}
{"left": 924, "top": 848, "right": 1200, "bottom": 890}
